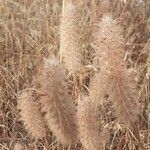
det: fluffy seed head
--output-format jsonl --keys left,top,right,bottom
{"left": 36, "top": 56, "right": 78, "bottom": 145}
{"left": 92, "top": 13, "right": 140, "bottom": 126}
{"left": 60, "top": 1, "right": 81, "bottom": 73}
{"left": 18, "top": 90, "right": 46, "bottom": 139}
{"left": 77, "top": 96, "right": 103, "bottom": 150}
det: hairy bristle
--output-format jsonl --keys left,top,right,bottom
{"left": 92, "top": 13, "right": 140, "bottom": 126}
{"left": 100, "top": 0, "right": 111, "bottom": 15}
{"left": 60, "top": 1, "right": 81, "bottom": 73}
{"left": 18, "top": 91, "right": 46, "bottom": 139}
{"left": 89, "top": 72, "right": 106, "bottom": 107}
{"left": 36, "top": 56, "right": 77, "bottom": 145}
{"left": 77, "top": 96, "right": 103, "bottom": 150}
{"left": 108, "top": 69, "right": 140, "bottom": 125}
{"left": 13, "top": 142, "right": 24, "bottom": 150}
{"left": 91, "top": 0, "right": 111, "bottom": 23}
{"left": 93, "top": 13, "right": 123, "bottom": 68}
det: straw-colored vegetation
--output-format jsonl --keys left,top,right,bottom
{"left": 0, "top": 0, "right": 149, "bottom": 150}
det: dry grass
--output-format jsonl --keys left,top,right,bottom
{"left": 0, "top": 0, "right": 149, "bottom": 150}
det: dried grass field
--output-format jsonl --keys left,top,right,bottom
{"left": 0, "top": 0, "right": 150, "bottom": 150}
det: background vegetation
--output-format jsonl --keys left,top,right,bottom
{"left": 0, "top": 0, "right": 149, "bottom": 149}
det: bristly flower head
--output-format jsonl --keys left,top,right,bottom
{"left": 35, "top": 56, "right": 78, "bottom": 145}
{"left": 60, "top": 1, "right": 81, "bottom": 74}
{"left": 91, "top": 13, "right": 140, "bottom": 126}
{"left": 18, "top": 90, "right": 46, "bottom": 139}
